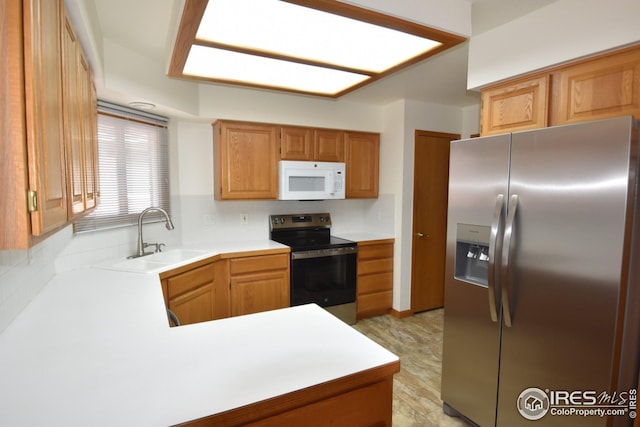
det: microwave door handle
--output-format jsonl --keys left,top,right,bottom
{"left": 327, "top": 172, "right": 335, "bottom": 195}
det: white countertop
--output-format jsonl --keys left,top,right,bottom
{"left": 337, "top": 232, "right": 395, "bottom": 243}
{"left": 0, "top": 241, "right": 398, "bottom": 427}
{"left": 94, "top": 239, "right": 290, "bottom": 274}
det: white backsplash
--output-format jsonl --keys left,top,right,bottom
{"left": 0, "top": 226, "right": 73, "bottom": 333}
{"left": 177, "top": 194, "right": 394, "bottom": 246}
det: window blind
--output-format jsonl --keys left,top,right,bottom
{"left": 74, "top": 101, "right": 170, "bottom": 233}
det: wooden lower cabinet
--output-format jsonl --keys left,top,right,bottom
{"left": 160, "top": 251, "right": 290, "bottom": 326}
{"left": 161, "top": 258, "right": 229, "bottom": 326}
{"left": 175, "top": 362, "right": 399, "bottom": 427}
{"left": 229, "top": 253, "right": 289, "bottom": 317}
{"left": 357, "top": 239, "right": 394, "bottom": 319}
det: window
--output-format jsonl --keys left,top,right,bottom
{"left": 74, "top": 101, "right": 170, "bottom": 233}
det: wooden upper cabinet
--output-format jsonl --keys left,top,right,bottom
{"left": 280, "top": 126, "right": 313, "bottom": 160}
{"left": 79, "top": 54, "right": 98, "bottom": 211}
{"left": 345, "top": 131, "right": 380, "bottom": 198}
{"left": 59, "top": 12, "right": 99, "bottom": 220}
{"left": 1, "top": 0, "right": 97, "bottom": 249}
{"left": 279, "top": 127, "right": 344, "bottom": 162}
{"left": 480, "top": 74, "right": 549, "bottom": 136}
{"left": 214, "top": 120, "right": 379, "bottom": 201}
{"left": 314, "top": 129, "right": 344, "bottom": 162}
{"left": 480, "top": 45, "right": 640, "bottom": 134}
{"left": 213, "top": 120, "right": 279, "bottom": 200}
{"left": 1, "top": 0, "right": 30, "bottom": 249}
{"left": 62, "top": 16, "right": 85, "bottom": 217}
{"left": 553, "top": 47, "right": 640, "bottom": 125}
{"left": 23, "top": 0, "right": 68, "bottom": 235}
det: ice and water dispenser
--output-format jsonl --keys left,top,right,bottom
{"left": 454, "top": 223, "right": 490, "bottom": 287}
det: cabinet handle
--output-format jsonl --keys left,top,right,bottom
{"left": 27, "top": 190, "right": 38, "bottom": 212}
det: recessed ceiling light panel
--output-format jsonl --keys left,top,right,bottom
{"left": 184, "top": 45, "right": 370, "bottom": 95}
{"left": 169, "top": 0, "right": 466, "bottom": 97}
{"left": 196, "top": 0, "right": 442, "bottom": 73}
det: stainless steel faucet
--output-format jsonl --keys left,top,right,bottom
{"left": 129, "top": 207, "right": 175, "bottom": 258}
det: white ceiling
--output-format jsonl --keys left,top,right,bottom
{"left": 89, "top": 0, "right": 557, "bottom": 108}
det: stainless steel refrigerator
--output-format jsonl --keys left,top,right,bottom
{"left": 441, "top": 116, "right": 640, "bottom": 427}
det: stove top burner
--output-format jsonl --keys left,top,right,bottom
{"left": 269, "top": 213, "right": 355, "bottom": 251}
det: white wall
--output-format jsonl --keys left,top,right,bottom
{"left": 468, "top": 0, "right": 640, "bottom": 89}
{"left": 380, "top": 99, "right": 465, "bottom": 313}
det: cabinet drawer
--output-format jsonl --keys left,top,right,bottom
{"left": 359, "top": 272, "right": 393, "bottom": 294}
{"left": 358, "top": 244, "right": 393, "bottom": 260}
{"left": 358, "top": 291, "right": 392, "bottom": 316}
{"left": 230, "top": 253, "right": 289, "bottom": 275}
{"left": 358, "top": 258, "right": 393, "bottom": 276}
{"left": 165, "top": 263, "right": 215, "bottom": 298}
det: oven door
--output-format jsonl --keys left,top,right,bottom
{"left": 290, "top": 247, "right": 357, "bottom": 307}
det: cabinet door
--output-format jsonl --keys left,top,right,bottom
{"left": 229, "top": 253, "right": 290, "bottom": 317}
{"left": 213, "top": 121, "right": 279, "bottom": 200}
{"left": 280, "top": 126, "right": 312, "bottom": 160}
{"left": 344, "top": 132, "right": 379, "bottom": 198}
{"left": 23, "top": 0, "right": 68, "bottom": 235}
{"left": 1, "top": 0, "right": 31, "bottom": 248}
{"left": 480, "top": 75, "right": 549, "bottom": 136}
{"left": 230, "top": 270, "right": 289, "bottom": 317}
{"left": 79, "top": 54, "right": 98, "bottom": 211}
{"left": 313, "top": 129, "right": 344, "bottom": 162}
{"left": 554, "top": 47, "right": 640, "bottom": 125}
{"left": 164, "top": 260, "right": 229, "bottom": 326}
{"left": 62, "top": 16, "right": 85, "bottom": 217}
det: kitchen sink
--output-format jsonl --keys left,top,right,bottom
{"left": 94, "top": 249, "right": 210, "bottom": 274}
{"left": 144, "top": 249, "right": 209, "bottom": 263}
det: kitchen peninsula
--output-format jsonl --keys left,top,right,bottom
{"left": 0, "top": 242, "right": 399, "bottom": 427}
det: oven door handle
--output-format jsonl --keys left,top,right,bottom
{"left": 291, "top": 247, "right": 358, "bottom": 260}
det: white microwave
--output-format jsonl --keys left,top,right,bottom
{"left": 278, "top": 160, "right": 346, "bottom": 200}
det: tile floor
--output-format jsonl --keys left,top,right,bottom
{"left": 353, "top": 309, "right": 471, "bottom": 427}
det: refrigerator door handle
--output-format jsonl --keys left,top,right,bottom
{"left": 501, "top": 194, "right": 519, "bottom": 327}
{"left": 488, "top": 194, "right": 505, "bottom": 322}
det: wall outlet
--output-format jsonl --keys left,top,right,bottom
{"left": 203, "top": 214, "right": 215, "bottom": 225}
{"left": 240, "top": 213, "right": 249, "bottom": 224}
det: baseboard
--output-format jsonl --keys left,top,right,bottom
{"left": 389, "top": 308, "right": 413, "bottom": 318}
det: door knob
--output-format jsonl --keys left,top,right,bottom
{"left": 416, "top": 232, "right": 424, "bottom": 237}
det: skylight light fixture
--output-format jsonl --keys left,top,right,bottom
{"left": 169, "top": 0, "right": 466, "bottom": 97}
